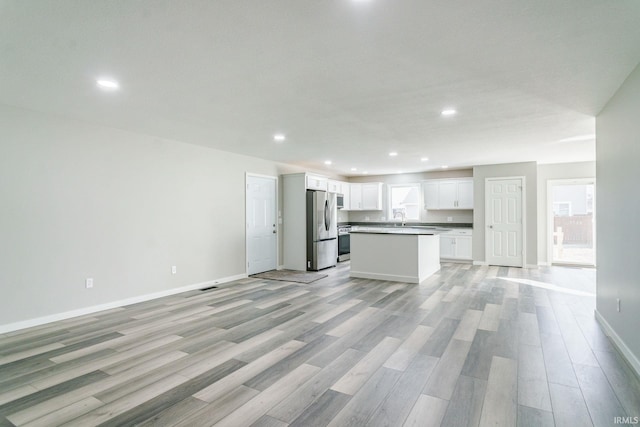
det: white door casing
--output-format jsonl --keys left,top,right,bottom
{"left": 485, "top": 177, "right": 524, "bottom": 267}
{"left": 246, "top": 174, "right": 277, "bottom": 275}
{"left": 546, "top": 178, "right": 596, "bottom": 267}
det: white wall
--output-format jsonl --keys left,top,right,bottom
{"left": 347, "top": 169, "right": 474, "bottom": 224}
{"left": 0, "top": 105, "right": 307, "bottom": 328}
{"left": 472, "top": 162, "right": 538, "bottom": 266}
{"left": 596, "top": 63, "right": 640, "bottom": 369}
{"left": 536, "top": 161, "right": 596, "bottom": 265}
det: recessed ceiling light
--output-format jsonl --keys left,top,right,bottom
{"left": 324, "top": 160, "right": 332, "bottom": 165}
{"left": 441, "top": 165, "right": 449, "bottom": 169}
{"left": 396, "top": 170, "right": 402, "bottom": 174}
{"left": 389, "top": 152, "right": 398, "bottom": 157}
{"left": 441, "top": 109, "right": 457, "bottom": 117}
{"left": 96, "top": 79, "right": 119, "bottom": 90}
{"left": 273, "top": 134, "right": 286, "bottom": 142}
{"left": 351, "top": 167, "right": 357, "bottom": 171}
{"left": 421, "top": 157, "right": 429, "bottom": 162}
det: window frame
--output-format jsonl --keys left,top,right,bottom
{"left": 388, "top": 183, "right": 421, "bottom": 222}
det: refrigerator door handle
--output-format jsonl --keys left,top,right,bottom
{"left": 324, "top": 200, "right": 330, "bottom": 231}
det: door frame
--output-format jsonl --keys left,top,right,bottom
{"left": 484, "top": 176, "right": 526, "bottom": 268}
{"left": 245, "top": 173, "right": 279, "bottom": 275}
{"left": 546, "top": 177, "right": 596, "bottom": 267}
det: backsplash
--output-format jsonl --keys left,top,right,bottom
{"left": 338, "top": 209, "right": 350, "bottom": 223}
{"left": 346, "top": 209, "right": 473, "bottom": 224}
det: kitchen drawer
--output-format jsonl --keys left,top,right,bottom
{"left": 442, "top": 229, "right": 472, "bottom": 236}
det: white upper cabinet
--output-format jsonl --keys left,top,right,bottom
{"left": 438, "top": 181, "right": 458, "bottom": 209}
{"left": 349, "top": 183, "right": 362, "bottom": 210}
{"left": 346, "top": 182, "right": 382, "bottom": 210}
{"left": 361, "top": 183, "right": 383, "bottom": 210}
{"left": 423, "top": 182, "right": 439, "bottom": 210}
{"left": 306, "top": 174, "right": 328, "bottom": 191}
{"left": 327, "top": 179, "right": 342, "bottom": 193}
{"left": 456, "top": 180, "right": 474, "bottom": 209}
{"left": 422, "top": 178, "right": 474, "bottom": 210}
{"left": 342, "top": 182, "right": 351, "bottom": 208}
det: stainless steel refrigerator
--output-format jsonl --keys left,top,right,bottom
{"left": 306, "top": 190, "right": 338, "bottom": 271}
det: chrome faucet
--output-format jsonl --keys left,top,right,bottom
{"left": 393, "top": 210, "right": 406, "bottom": 226}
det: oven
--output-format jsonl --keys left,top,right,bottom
{"left": 338, "top": 225, "right": 351, "bottom": 262}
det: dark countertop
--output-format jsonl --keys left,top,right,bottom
{"left": 341, "top": 221, "right": 472, "bottom": 229}
{"left": 350, "top": 226, "right": 447, "bottom": 235}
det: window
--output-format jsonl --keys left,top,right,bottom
{"left": 389, "top": 184, "right": 420, "bottom": 221}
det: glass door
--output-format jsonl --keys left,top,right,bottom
{"left": 549, "top": 179, "right": 596, "bottom": 266}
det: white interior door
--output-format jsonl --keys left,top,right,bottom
{"left": 486, "top": 178, "right": 524, "bottom": 267}
{"left": 246, "top": 175, "right": 277, "bottom": 275}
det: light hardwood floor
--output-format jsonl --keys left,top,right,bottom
{"left": 1, "top": 262, "right": 639, "bottom": 426}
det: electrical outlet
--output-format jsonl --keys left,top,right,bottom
{"left": 85, "top": 278, "right": 94, "bottom": 289}
{"left": 447, "top": 217, "right": 453, "bottom": 222}
{"left": 617, "top": 298, "right": 621, "bottom": 312}
{"left": 171, "top": 266, "right": 177, "bottom": 274}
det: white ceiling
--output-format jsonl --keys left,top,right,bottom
{"left": 2, "top": 1, "right": 640, "bottom": 176}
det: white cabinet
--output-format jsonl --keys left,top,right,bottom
{"left": 455, "top": 236, "right": 473, "bottom": 259}
{"left": 362, "top": 183, "right": 383, "bottom": 210}
{"left": 456, "top": 180, "right": 474, "bottom": 209}
{"left": 349, "top": 183, "right": 362, "bottom": 210}
{"left": 327, "top": 179, "right": 342, "bottom": 193}
{"left": 440, "top": 235, "right": 456, "bottom": 258}
{"left": 306, "top": 174, "right": 328, "bottom": 191}
{"left": 440, "top": 229, "right": 473, "bottom": 261}
{"left": 423, "top": 182, "right": 439, "bottom": 210}
{"left": 438, "top": 181, "right": 458, "bottom": 209}
{"left": 342, "top": 183, "right": 351, "bottom": 209}
{"left": 423, "top": 178, "right": 474, "bottom": 210}
{"left": 347, "top": 182, "right": 382, "bottom": 210}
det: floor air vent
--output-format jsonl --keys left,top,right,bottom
{"left": 200, "top": 286, "right": 219, "bottom": 292}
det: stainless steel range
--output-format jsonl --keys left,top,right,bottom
{"left": 338, "top": 225, "right": 351, "bottom": 262}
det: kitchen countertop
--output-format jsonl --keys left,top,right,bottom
{"left": 350, "top": 226, "right": 449, "bottom": 235}
{"left": 343, "top": 221, "right": 472, "bottom": 229}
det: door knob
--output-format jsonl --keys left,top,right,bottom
{"left": 488, "top": 225, "right": 493, "bottom": 228}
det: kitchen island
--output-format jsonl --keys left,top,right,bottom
{"left": 349, "top": 227, "right": 443, "bottom": 283}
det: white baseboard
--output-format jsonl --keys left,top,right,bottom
{"left": 472, "top": 260, "right": 538, "bottom": 268}
{"left": 350, "top": 270, "right": 420, "bottom": 284}
{"left": 538, "top": 261, "right": 550, "bottom": 267}
{"left": 441, "top": 258, "right": 472, "bottom": 264}
{"left": 594, "top": 309, "right": 640, "bottom": 378}
{"left": 277, "top": 265, "right": 285, "bottom": 270}
{"left": 0, "top": 273, "right": 247, "bottom": 334}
